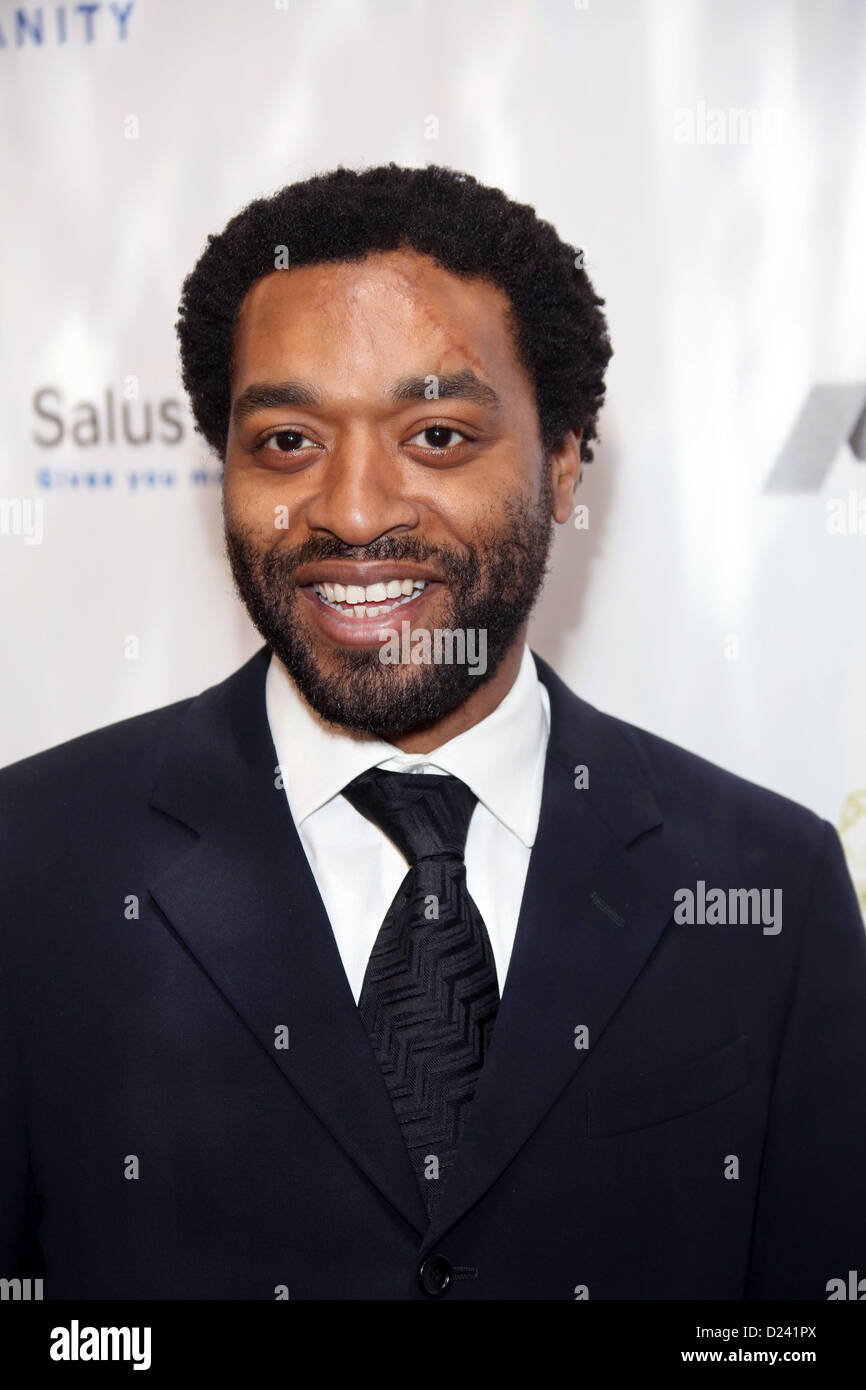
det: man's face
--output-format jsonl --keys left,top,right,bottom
{"left": 223, "top": 248, "right": 575, "bottom": 740}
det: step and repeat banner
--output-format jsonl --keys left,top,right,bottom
{"left": 1, "top": 0, "right": 865, "bottom": 909}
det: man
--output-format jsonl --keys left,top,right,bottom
{"left": 2, "top": 164, "right": 865, "bottom": 1301}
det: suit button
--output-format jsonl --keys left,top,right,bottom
{"left": 418, "top": 1254, "right": 452, "bottom": 1297}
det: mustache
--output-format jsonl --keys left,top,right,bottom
{"left": 227, "top": 528, "right": 483, "bottom": 589}
{"left": 266, "top": 534, "right": 443, "bottom": 569}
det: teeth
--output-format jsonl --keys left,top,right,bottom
{"left": 313, "top": 578, "right": 429, "bottom": 601}
{"left": 312, "top": 577, "right": 430, "bottom": 617}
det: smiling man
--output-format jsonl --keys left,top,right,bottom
{"left": 1, "top": 164, "right": 865, "bottom": 1302}
{"left": 222, "top": 247, "right": 565, "bottom": 745}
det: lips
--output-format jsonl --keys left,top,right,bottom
{"left": 298, "top": 577, "right": 441, "bottom": 647}
{"left": 293, "top": 560, "right": 443, "bottom": 644}
{"left": 293, "top": 560, "right": 441, "bottom": 589}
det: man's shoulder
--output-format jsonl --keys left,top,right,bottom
{"left": 0, "top": 693, "right": 194, "bottom": 807}
{"left": 610, "top": 700, "right": 809, "bottom": 816}
{"left": 0, "top": 648, "right": 268, "bottom": 816}
{"left": 536, "top": 652, "right": 827, "bottom": 864}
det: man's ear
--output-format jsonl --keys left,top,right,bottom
{"left": 549, "top": 429, "right": 582, "bottom": 524}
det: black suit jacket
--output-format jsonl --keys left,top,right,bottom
{"left": 2, "top": 647, "right": 865, "bottom": 1300}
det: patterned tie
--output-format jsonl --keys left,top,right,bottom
{"left": 342, "top": 767, "right": 500, "bottom": 1218}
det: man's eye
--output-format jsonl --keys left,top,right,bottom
{"left": 407, "top": 425, "right": 469, "bottom": 450}
{"left": 258, "top": 430, "right": 318, "bottom": 454}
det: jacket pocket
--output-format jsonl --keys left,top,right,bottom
{"left": 586, "top": 1034, "right": 753, "bottom": 1136}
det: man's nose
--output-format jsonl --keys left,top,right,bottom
{"left": 303, "top": 428, "right": 420, "bottom": 544}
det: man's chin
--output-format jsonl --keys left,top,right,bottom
{"left": 278, "top": 642, "right": 491, "bottom": 742}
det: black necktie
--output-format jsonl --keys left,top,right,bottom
{"left": 342, "top": 767, "right": 500, "bottom": 1218}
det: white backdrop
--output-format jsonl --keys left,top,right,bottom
{"left": 2, "top": 0, "right": 865, "bottom": 911}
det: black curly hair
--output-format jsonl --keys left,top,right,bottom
{"left": 176, "top": 163, "right": 612, "bottom": 464}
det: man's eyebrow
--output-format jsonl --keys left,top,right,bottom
{"left": 390, "top": 370, "right": 503, "bottom": 414}
{"left": 231, "top": 368, "right": 503, "bottom": 424}
{"left": 232, "top": 380, "right": 322, "bottom": 423}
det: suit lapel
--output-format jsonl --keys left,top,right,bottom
{"left": 147, "top": 645, "right": 674, "bottom": 1250}
{"left": 148, "top": 647, "right": 429, "bottom": 1236}
{"left": 419, "top": 653, "right": 674, "bottom": 1252}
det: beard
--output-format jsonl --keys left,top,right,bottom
{"left": 224, "top": 481, "right": 554, "bottom": 741}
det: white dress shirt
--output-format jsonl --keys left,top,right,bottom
{"left": 265, "top": 643, "right": 551, "bottom": 1002}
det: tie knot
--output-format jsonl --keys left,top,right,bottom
{"left": 342, "top": 768, "right": 478, "bottom": 866}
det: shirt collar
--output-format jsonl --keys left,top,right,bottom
{"left": 265, "top": 643, "right": 550, "bottom": 848}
